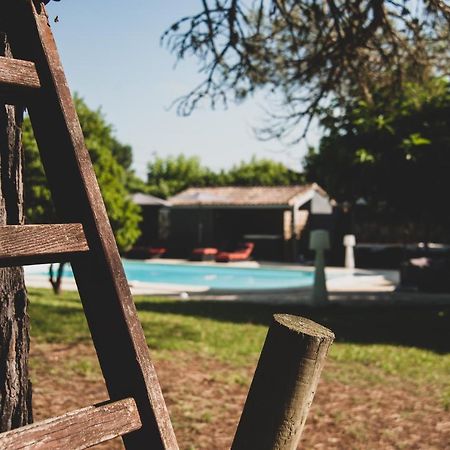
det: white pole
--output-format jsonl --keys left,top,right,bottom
{"left": 343, "top": 234, "right": 356, "bottom": 270}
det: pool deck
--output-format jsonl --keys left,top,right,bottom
{"left": 24, "top": 259, "right": 450, "bottom": 306}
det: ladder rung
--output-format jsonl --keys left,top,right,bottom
{"left": 0, "top": 398, "right": 142, "bottom": 449}
{"left": 0, "top": 56, "right": 41, "bottom": 88}
{"left": 0, "top": 56, "right": 40, "bottom": 102}
{"left": 0, "top": 224, "right": 89, "bottom": 267}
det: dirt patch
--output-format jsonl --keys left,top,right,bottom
{"left": 30, "top": 343, "right": 449, "bottom": 449}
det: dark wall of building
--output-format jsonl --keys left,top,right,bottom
{"left": 295, "top": 205, "right": 338, "bottom": 264}
{"left": 214, "top": 208, "right": 285, "bottom": 260}
{"left": 167, "top": 207, "right": 285, "bottom": 259}
{"left": 166, "top": 204, "right": 336, "bottom": 262}
{"left": 214, "top": 209, "right": 282, "bottom": 243}
{"left": 135, "top": 205, "right": 162, "bottom": 246}
{"left": 168, "top": 208, "right": 215, "bottom": 257}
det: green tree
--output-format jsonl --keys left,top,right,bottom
{"left": 227, "top": 156, "right": 303, "bottom": 186}
{"left": 304, "top": 78, "right": 450, "bottom": 241}
{"left": 164, "top": 1, "right": 450, "bottom": 142}
{"left": 22, "top": 118, "right": 53, "bottom": 223}
{"left": 146, "top": 153, "right": 303, "bottom": 197}
{"left": 23, "top": 95, "right": 141, "bottom": 252}
{"left": 146, "top": 154, "right": 219, "bottom": 198}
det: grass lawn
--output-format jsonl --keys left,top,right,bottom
{"left": 28, "top": 288, "right": 450, "bottom": 449}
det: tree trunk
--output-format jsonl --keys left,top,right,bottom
{"left": 0, "top": 32, "right": 33, "bottom": 431}
{"left": 49, "top": 263, "right": 66, "bottom": 295}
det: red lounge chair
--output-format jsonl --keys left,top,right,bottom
{"left": 127, "top": 246, "right": 167, "bottom": 259}
{"left": 191, "top": 247, "right": 218, "bottom": 261}
{"left": 148, "top": 247, "right": 167, "bottom": 258}
{"left": 215, "top": 242, "right": 255, "bottom": 262}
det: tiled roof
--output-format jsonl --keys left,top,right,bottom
{"left": 168, "top": 184, "right": 326, "bottom": 207}
{"left": 131, "top": 193, "right": 171, "bottom": 206}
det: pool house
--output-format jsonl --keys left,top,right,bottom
{"left": 163, "top": 184, "right": 335, "bottom": 261}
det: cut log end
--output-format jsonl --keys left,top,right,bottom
{"left": 273, "top": 313, "right": 335, "bottom": 340}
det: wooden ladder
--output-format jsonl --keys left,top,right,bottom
{"left": 0, "top": 1, "right": 178, "bottom": 448}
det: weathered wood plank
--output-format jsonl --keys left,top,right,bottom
{"left": 232, "top": 314, "right": 334, "bottom": 450}
{"left": 6, "top": 2, "right": 178, "bottom": 449}
{"left": 0, "top": 224, "right": 88, "bottom": 266}
{"left": 0, "top": 398, "right": 142, "bottom": 449}
{"left": 0, "top": 55, "right": 40, "bottom": 102}
{"left": 0, "top": 55, "right": 40, "bottom": 88}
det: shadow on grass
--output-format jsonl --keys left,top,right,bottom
{"left": 135, "top": 299, "right": 450, "bottom": 354}
{"left": 30, "top": 302, "right": 91, "bottom": 344}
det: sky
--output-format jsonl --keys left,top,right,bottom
{"left": 46, "top": 0, "right": 318, "bottom": 179}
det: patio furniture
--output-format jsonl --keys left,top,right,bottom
{"left": 191, "top": 247, "right": 218, "bottom": 261}
{"left": 148, "top": 247, "right": 167, "bottom": 258}
{"left": 215, "top": 242, "right": 255, "bottom": 262}
{"left": 128, "top": 246, "right": 167, "bottom": 259}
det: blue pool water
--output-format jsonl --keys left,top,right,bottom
{"left": 58, "top": 260, "right": 315, "bottom": 291}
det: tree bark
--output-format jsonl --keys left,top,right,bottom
{"left": 0, "top": 32, "right": 33, "bottom": 431}
{"left": 49, "top": 263, "right": 66, "bottom": 295}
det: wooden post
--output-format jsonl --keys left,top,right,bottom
{"left": 232, "top": 314, "right": 334, "bottom": 450}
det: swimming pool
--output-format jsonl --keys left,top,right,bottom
{"left": 45, "top": 260, "right": 316, "bottom": 291}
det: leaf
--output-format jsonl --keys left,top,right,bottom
{"left": 355, "top": 148, "right": 375, "bottom": 163}
{"left": 401, "top": 133, "right": 431, "bottom": 149}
